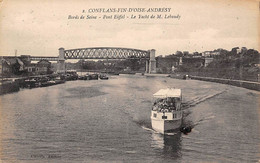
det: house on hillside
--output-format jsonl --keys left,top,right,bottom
{"left": 204, "top": 58, "right": 214, "bottom": 67}
{"left": 202, "top": 51, "right": 220, "bottom": 57}
{"left": 202, "top": 51, "right": 211, "bottom": 57}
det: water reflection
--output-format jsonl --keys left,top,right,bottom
{"left": 163, "top": 133, "right": 182, "bottom": 158}
{"left": 151, "top": 132, "right": 182, "bottom": 158}
{"left": 151, "top": 132, "right": 164, "bottom": 149}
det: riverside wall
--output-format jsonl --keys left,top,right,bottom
{"left": 190, "top": 75, "right": 260, "bottom": 91}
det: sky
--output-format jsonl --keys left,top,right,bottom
{"left": 0, "top": 0, "right": 259, "bottom": 57}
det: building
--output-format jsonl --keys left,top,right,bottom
{"left": 36, "top": 60, "right": 52, "bottom": 74}
{"left": 202, "top": 51, "right": 220, "bottom": 57}
{"left": 0, "top": 57, "right": 24, "bottom": 75}
{"left": 190, "top": 52, "right": 202, "bottom": 58}
{"left": 25, "top": 60, "right": 52, "bottom": 75}
{"left": 0, "top": 57, "right": 12, "bottom": 75}
{"left": 202, "top": 51, "right": 211, "bottom": 57}
{"left": 25, "top": 63, "right": 37, "bottom": 73}
{"left": 204, "top": 58, "right": 214, "bottom": 67}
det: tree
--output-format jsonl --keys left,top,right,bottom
{"left": 11, "top": 62, "right": 23, "bottom": 75}
{"left": 175, "top": 51, "right": 183, "bottom": 57}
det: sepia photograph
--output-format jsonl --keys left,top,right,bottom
{"left": 0, "top": 0, "right": 259, "bottom": 162}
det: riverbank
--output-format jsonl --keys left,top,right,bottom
{"left": 0, "top": 80, "right": 20, "bottom": 95}
{"left": 169, "top": 74, "right": 260, "bottom": 91}
{"left": 0, "top": 72, "right": 110, "bottom": 95}
{"left": 0, "top": 74, "right": 68, "bottom": 95}
{"left": 144, "top": 73, "right": 169, "bottom": 77}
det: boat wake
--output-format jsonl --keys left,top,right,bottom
{"left": 180, "top": 114, "right": 216, "bottom": 135}
{"left": 141, "top": 125, "right": 155, "bottom": 132}
{"left": 182, "top": 90, "right": 227, "bottom": 110}
{"left": 164, "top": 132, "right": 177, "bottom": 136}
{"left": 193, "top": 115, "right": 216, "bottom": 126}
{"left": 191, "top": 128, "right": 200, "bottom": 134}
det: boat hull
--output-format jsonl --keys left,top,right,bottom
{"left": 151, "top": 118, "right": 182, "bottom": 133}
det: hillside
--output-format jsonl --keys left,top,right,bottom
{"left": 176, "top": 49, "right": 260, "bottom": 82}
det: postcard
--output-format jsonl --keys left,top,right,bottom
{"left": 0, "top": 0, "right": 259, "bottom": 162}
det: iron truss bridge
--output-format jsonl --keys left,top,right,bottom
{"left": 30, "top": 56, "right": 58, "bottom": 61}
{"left": 64, "top": 47, "right": 150, "bottom": 59}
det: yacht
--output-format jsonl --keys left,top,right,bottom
{"left": 151, "top": 88, "right": 183, "bottom": 134}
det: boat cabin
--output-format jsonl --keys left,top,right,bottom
{"left": 152, "top": 88, "right": 182, "bottom": 112}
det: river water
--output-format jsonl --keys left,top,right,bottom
{"left": 0, "top": 75, "right": 259, "bottom": 162}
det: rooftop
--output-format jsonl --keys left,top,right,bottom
{"left": 153, "top": 88, "right": 182, "bottom": 98}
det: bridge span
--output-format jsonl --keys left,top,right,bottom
{"left": 4, "top": 47, "right": 157, "bottom": 73}
{"left": 57, "top": 47, "right": 156, "bottom": 74}
{"left": 54, "top": 47, "right": 156, "bottom": 74}
{"left": 63, "top": 47, "right": 150, "bottom": 59}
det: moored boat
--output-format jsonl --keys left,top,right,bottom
{"left": 183, "top": 74, "right": 191, "bottom": 80}
{"left": 24, "top": 78, "right": 37, "bottom": 88}
{"left": 151, "top": 88, "right": 183, "bottom": 134}
{"left": 99, "top": 74, "right": 109, "bottom": 80}
{"left": 90, "top": 74, "right": 98, "bottom": 80}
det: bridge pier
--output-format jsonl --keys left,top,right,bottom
{"left": 57, "top": 48, "right": 66, "bottom": 73}
{"left": 145, "top": 60, "right": 149, "bottom": 73}
{"left": 148, "top": 49, "right": 156, "bottom": 73}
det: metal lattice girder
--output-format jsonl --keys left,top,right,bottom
{"left": 64, "top": 47, "right": 150, "bottom": 59}
{"left": 30, "top": 56, "right": 58, "bottom": 61}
